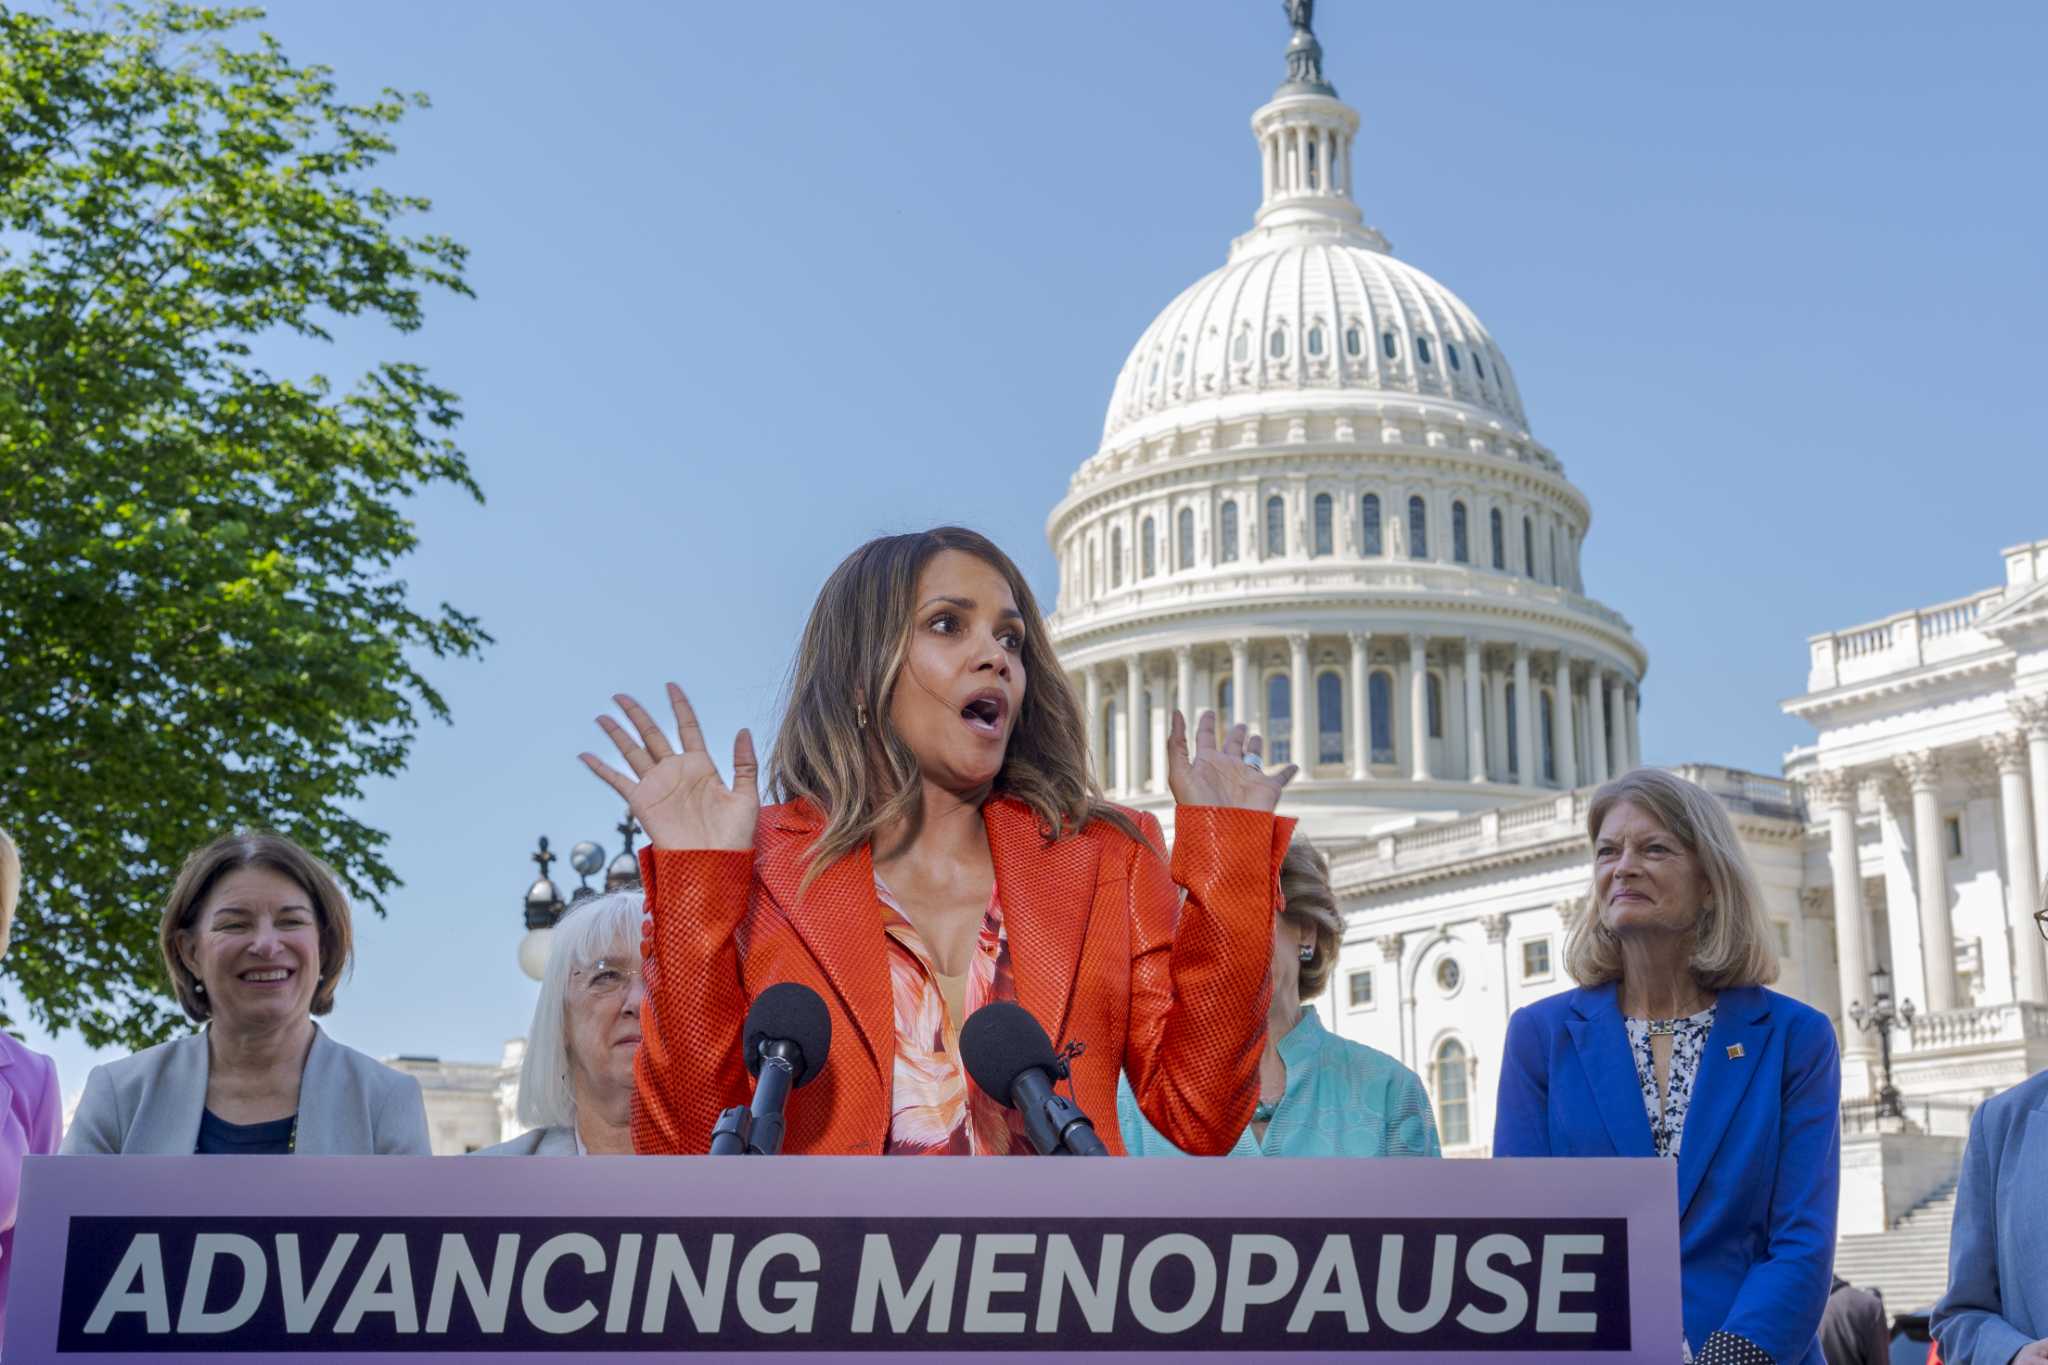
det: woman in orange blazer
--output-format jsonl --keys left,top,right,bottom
{"left": 582, "top": 526, "right": 1296, "bottom": 1156}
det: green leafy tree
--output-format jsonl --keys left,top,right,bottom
{"left": 0, "top": 2, "right": 488, "bottom": 1048}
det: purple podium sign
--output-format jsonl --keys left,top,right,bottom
{"left": 9, "top": 1154, "right": 1679, "bottom": 1362}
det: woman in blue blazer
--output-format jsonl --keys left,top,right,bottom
{"left": 1933, "top": 907, "right": 2048, "bottom": 1364}
{"left": 1494, "top": 769, "right": 1840, "bottom": 1365}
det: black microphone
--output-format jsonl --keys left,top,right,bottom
{"left": 709, "top": 982, "right": 832, "bottom": 1155}
{"left": 959, "top": 1001, "right": 1109, "bottom": 1157}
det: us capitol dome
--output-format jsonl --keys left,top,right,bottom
{"left": 1047, "top": 14, "right": 1648, "bottom": 850}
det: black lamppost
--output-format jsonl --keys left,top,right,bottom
{"left": 1848, "top": 962, "right": 1917, "bottom": 1121}
{"left": 517, "top": 811, "right": 642, "bottom": 981}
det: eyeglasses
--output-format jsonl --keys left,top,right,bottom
{"left": 2035, "top": 908, "right": 2048, "bottom": 944}
{"left": 571, "top": 958, "right": 641, "bottom": 998}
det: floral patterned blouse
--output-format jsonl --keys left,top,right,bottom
{"left": 876, "top": 877, "right": 1032, "bottom": 1155}
{"left": 1623, "top": 1005, "right": 1716, "bottom": 1159}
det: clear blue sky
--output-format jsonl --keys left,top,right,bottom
{"left": 11, "top": 1, "right": 2045, "bottom": 1098}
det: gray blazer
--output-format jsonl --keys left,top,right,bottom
{"left": 61, "top": 1025, "right": 431, "bottom": 1156}
{"left": 1933, "top": 1068, "right": 2048, "bottom": 1362}
{"left": 474, "top": 1125, "right": 578, "bottom": 1156}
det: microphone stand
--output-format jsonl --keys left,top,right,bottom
{"left": 709, "top": 1040, "right": 802, "bottom": 1156}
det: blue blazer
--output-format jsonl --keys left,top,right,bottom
{"left": 1493, "top": 983, "right": 1840, "bottom": 1363}
{"left": 1931, "top": 1068, "right": 2048, "bottom": 1363}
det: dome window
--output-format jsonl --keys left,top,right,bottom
{"left": 1312, "top": 493, "right": 1333, "bottom": 556}
{"left": 1490, "top": 508, "right": 1506, "bottom": 570}
{"left": 1473, "top": 351, "right": 1487, "bottom": 380}
{"left": 1268, "top": 328, "right": 1288, "bottom": 360}
{"left": 1110, "top": 527, "right": 1123, "bottom": 589}
{"left": 1361, "top": 494, "right": 1383, "bottom": 556}
{"left": 1345, "top": 326, "right": 1362, "bottom": 357}
{"left": 1380, "top": 331, "right": 1398, "bottom": 360}
{"left": 1266, "top": 674, "right": 1292, "bottom": 765}
{"left": 1148, "top": 359, "right": 1160, "bottom": 385}
{"left": 1447, "top": 343, "right": 1462, "bottom": 372}
{"left": 1220, "top": 500, "right": 1240, "bottom": 562}
{"left": 1171, "top": 347, "right": 1185, "bottom": 377}
{"left": 1307, "top": 326, "right": 1324, "bottom": 357}
{"left": 1414, "top": 335, "right": 1434, "bottom": 366}
{"left": 1264, "top": 495, "right": 1286, "bottom": 557}
{"left": 1232, "top": 330, "right": 1249, "bottom": 364}
{"left": 1408, "top": 495, "right": 1429, "bottom": 559}
{"left": 1452, "top": 501, "right": 1470, "bottom": 564}
{"left": 1368, "top": 671, "right": 1393, "bottom": 762}
{"left": 1523, "top": 516, "right": 1536, "bottom": 578}
{"left": 1141, "top": 516, "right": 1156, "bottom": 578}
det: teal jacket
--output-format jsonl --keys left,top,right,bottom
{"left": 1116, "top": 1006, "right": 1440, "bottom": 1157}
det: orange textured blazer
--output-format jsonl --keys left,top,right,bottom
{"left": 631, "top": 796, "right": 1294, "bottom": 1156}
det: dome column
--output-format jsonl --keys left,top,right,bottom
{"left": 1174, "top": 645, "right": 1196, "bottom": 735}
{"left": 1487, "top": 652, "right": 1510, "bottom": 781}
{"left": 1288, "top": 632, "right": 1312, "bottom": 773}
{"left": 1407, "top": 634, "right": 1430, "bottom": 781}
{"left": 1463, "top": 638, "right": 1486, "bottom": 783}
{"left": 1552, "top": 656, "right": 1578, "bottom": 789}
{"left": 1348, "top": 632, "right": 1371, "bottom": 780}
{"left": 1513, "top": 644, "right": 1535, "bottom": 788}
{"left": 1624, "top": 685, "right": 1643, "bottom": 770}
{"left": 1586, "top": 669, "right": 1610, "bottom": 785}
{"left": 1230, "top": 639, "right": 1251, "bottom": 727}
{"left": 1083, "top": 666, "right": 1103, "bottom": 785}
{"left": 1147, "top": 660, "right": 1169, "bottom": 794}
{"left": 1123, "top": 656, "right": 1143, "bottom": 797}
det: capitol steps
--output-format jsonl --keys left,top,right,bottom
{"left": 1833, "top": 1180, "right": 1959, "bottom": 1316}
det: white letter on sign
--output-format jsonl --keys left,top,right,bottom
{"left": 177, "top": 1233, "right": 267, "bottom": 1334}
{"left": 278, "top": 1233, "right": 359, "bottom": 1333}
{"left": 1536, "top": 1234, "right": 1603, "bottom": 1332}
{"left": 642, "top": 1233, "right": 733, "bottom": 1334}
{"left": 1285, "top": 1235, "right": 1368, "bottom": 1334}
{"left": 1375, "top": 1233, "right": 1455, "bottom": 1332}
{"left": 521, "top": 1233, "right": 604, "bottom": 1334}
{"left": 1455, "top": 1234, "right": 1531, "bottom": 1333}
{"left": 334, "top": 1233, "right": 419, "bottom": 1334}
{"left": 1127, "top": 1234, "right": 1217, "bottom": 1335}
{"left": 83, "top": 1234, "right": 170, "bottom": 1335}
{"left": 1035, "top": 1233, "right": 1123, "bottom": 1334}
{"left": 737, "top": 1233, "right": 819, "bottom": 1334}
{"left": 1221, "top": 1234, "right": 1298, "bottom": 1332}
{"left": 963, "top": 1234, "right": 1035, "bottom": 1333}
{"left": 425, "top": 1233, "right": 519, "bottom": 1334}
{"left": 851, "top": 1233, "right": 960, "bottom": 1333}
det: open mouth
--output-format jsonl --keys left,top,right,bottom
{"left": 240, "top": 967, "right": 294, "bottom": 985}
{"left": 960, "top": 691, "right": 1007, "bottom": 738}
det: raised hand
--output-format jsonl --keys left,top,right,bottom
{"left": 1165, "top": 709, "right": 1296, "bottom": 814}
{"left": 580, "top": 683, "right": 759, "bottom": 852}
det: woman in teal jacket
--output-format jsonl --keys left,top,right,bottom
{"left": 1118, "top": 835, "right": 1439, "bottom": 1158}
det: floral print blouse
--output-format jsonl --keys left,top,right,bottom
{"left": 1623, "top": 1004, "right": 1716, "bottom": 1159}
{"left": 876, "top": 877, "right": 1033, "bottom": 1155}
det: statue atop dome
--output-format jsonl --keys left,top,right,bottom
{"left": 1279, "top": 0, "right": 1335, "bottom": 96}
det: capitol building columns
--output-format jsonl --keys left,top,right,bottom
{"left": 1512, "top": 645, "right": 1535, "bottom": 788}
{"left": 1986, "top": 732, "right": 2047, "bottom": 1004}
{"left": 1406, "top": 635, "right": 1429, "bottom": 781}
{"left": 1805, "top": 769, "right": 1876, "bottom": 1079}
{"left": 1898, "top": 751, "right": 1959, "bottom": 1013}
{"left": 1587, "top": 667, "right": 1611, "bottom": 785}
{"left": 1462, "top": 638, "right": 1486, "bottom": 783}
{"left": 1348, "top": 633, "right": 1372, "bottom": 780}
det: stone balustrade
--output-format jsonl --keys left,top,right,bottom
{"left": 1904, "top": 1001, "right": 2048, "bottom": 1054}
{"left": 1804, "top": 586, "right": 2004, "bottom": 692}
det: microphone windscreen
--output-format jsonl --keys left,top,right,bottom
{"left": 959, "top": 1001, "right": 1059, "bottom": 1106}
{"left": 743, "top": 982, "right": 832, "bottom": 1088}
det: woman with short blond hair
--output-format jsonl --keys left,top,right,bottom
{"left": 0, "top": 826, "right": 64, "bottom": 1342}
{"left": 1494, "top": 768, "right": 1839, "bottom": 1365}
{"left": 1116, "top": 834, "right": 1439, "bottom": 1157}
{"left": 64, "top": 830, "right": 429, "bottom": 1156}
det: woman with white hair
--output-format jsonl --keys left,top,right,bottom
{"left": 480, "top": 892, "right": 644, "bottom": 1156}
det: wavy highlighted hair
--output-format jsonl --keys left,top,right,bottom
{"left": 1564, "top": 768, "right": 1779, "bottom": 990}
{"left": 768, "top": 527, "right": 1134, "bottom": 884}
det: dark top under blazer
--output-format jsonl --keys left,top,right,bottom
{"left": 1493, "top": 983, "right": 1841, "bottom": 1364}
{"left": 1931, "top": 1067, "right": 2048, "bottom": 1363}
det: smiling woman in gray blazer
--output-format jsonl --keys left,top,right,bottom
{"left": 1933, "top": 884, "right": 2048, "bottom": 1364}
{"left": 63, "top": 831, "right": 429, "bottom": 1157}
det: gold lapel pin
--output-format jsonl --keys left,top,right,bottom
{"left": 1726, "top": 1043, "right": 1746, "bottom": 1060}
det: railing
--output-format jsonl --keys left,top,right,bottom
{"left": 1841, "top": 1096, "right": 1977, "bottom": 1139}
{"left": 1670, "top": 764, "right": 1801, "bottom": 817}
{"left": 1500, "top": 800, "right": 1563, "bottom": 833}
{"left": 1905, "top": 1001, "right": 2048, "bottom": 1052}
{"left": 1404, "top": 815, "right": 1486, "bottom": 852}
{"left": 1806, "top": 586, "right": 2004, "bottom": 692}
